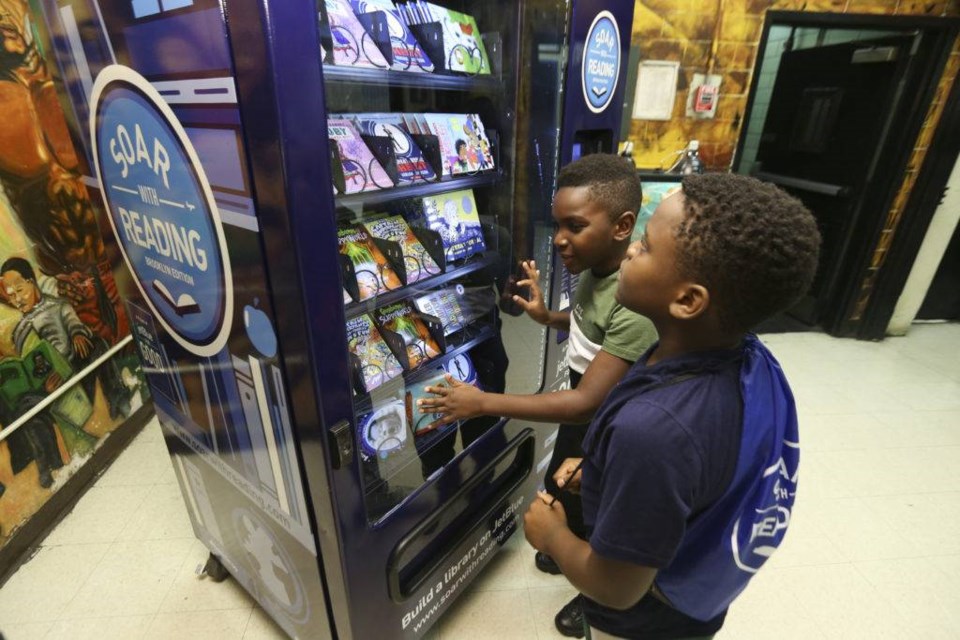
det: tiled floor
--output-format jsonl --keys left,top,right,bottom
{"left": 2, "top": 323, "right": 959, "bottom": 639}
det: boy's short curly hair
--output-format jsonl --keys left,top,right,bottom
{"left": 676, "top": 174, "right": 821, "bottom": 332}
{"left": 557, "top": 153, "right": 642, "bottom": 221}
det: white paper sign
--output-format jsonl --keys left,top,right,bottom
{"left": 632, "top": 60, "right": 679, "bottom": 121}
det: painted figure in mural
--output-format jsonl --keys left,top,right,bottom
{"left": 0, "top": 387, "right": 64, "bottom": 490}
{"left": 0, "top": 0, "right": 129, "bottom": 347}
{"left": 1, "top": 257, "right": 130, "bottom": 420}
{"left": 0, "top": 263, "right": 70, "bottom": 490}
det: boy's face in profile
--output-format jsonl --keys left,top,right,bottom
{"left": 552, "top": 186, "right": 621, "bottom": 275}
{"left": 616, "top": 191, "right": 687, "bottom": 319}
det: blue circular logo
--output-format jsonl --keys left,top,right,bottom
{"left": 581, "top": 11, "right": 621, "bottom": 114}
{"left": 91, "top": 66, "right": 232, "bottom": 357}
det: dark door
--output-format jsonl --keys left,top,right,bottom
{"left": 753, "top": 35, "right": 914, "bottom": 329}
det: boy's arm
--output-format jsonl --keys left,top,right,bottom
{"left": 421, "top": 349, "right": 631, "bottom": 425}
{"left": 525, "top": 492, "right": 656, "bottom": 609}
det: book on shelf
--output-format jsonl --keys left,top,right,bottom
{"left": 338, "top": 222, "right": 404, "bottom": 301}
{"left": 363, "top": 214, "right": 441, "bottom": 284}
{"left": 322, "top": 0, "right": 390, "bottom": 69}
{"left": 404, "top": 353, "right": 480, "bottom": 436}
{"left": 414, "top": 284, "right": 495, "bottom": 335}
{"left": 328, "top": 117, "right": 393, "bottom": 194}
{"left": 346, "top": 313, "right": 404, "bottom": 393}
{"left": 399, "top": 2, "right": 490, "bottom": 74}
{"left": 352, "top": 113, "right": 437, "bottom": 185}
{"left": 357, "top": 396, "right": 409, "bottom": 459}
{"left": 407, "top": 188, "right": 485, "bottom": 262}
{"left": 348, "top": 0, "right": 434, "bottom": 72}
{"left": 421, "top": 113, "right": 494, "bottom": 176}
{"left": 373, "top": 301, "right": 443, "bottom": 369}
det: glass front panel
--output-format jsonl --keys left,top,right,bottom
{"left": 317, "top": 0, "right": 566, "bottom": 521}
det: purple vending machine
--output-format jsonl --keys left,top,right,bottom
{"left": 36, "top": 0, "right": 633, "bottom": 637}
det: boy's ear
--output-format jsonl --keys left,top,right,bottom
{"left": 612, "top": 210, "right": 636, "bottom": 241}
{"left": 669, "top": 283, "right": 710, "bottom": 321}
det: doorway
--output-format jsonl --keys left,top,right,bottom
{"left": 734, "top": 12, "right": 958, "bottom": 336}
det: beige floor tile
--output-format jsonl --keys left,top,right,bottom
{"left": 159, "top": 540, "right": 256, "bottom": 613}
{"left": 42, "top": 484, "right": 152, "bottom": 546}
{"left": 854, "top": 557, "right": 960, "bottom": 634}
{"left": 241, "top": 607, "right": 293, "bottom": 640}
{"left": 0, "top": 543, "right": 110, "bottom": 624}
{"left": 871, "top": 410, "right": 960, "bottom": 447}
{"left": 781, "top": 564, "right": 912, "bottom": 638}
{"left": 116, "top": 482, "right": 196, "bottom": 542}
{"left": 59, "top": 538, "right": 194, "bottom": 619}
{"left": 0, "top": 621, "right": 54, "bottom": 640}
{"left": 862, "top": 493, "right": 960, "bottom": 556}
{"left": 721, "top": 568, "right": 825, "bottom": 638}
{"left": 143, "top": 608, "right": 251, "bottom": 640}
{"left": 437, "top": 587, "right": 536, "bottom": 639}
{"left": 802, "top": 496, "right": 918, "bottom": 562}
{"left": 800, "top": 412, "right": 898, "bottom": 452}
{"left": 95, "top": 428, "right": 177, "bottom": 488}
{"left": 527, "top": 585, "right": 578, "bottom": 639}
{"left": 45, "top": 614, "right": 154, "bottom": 640}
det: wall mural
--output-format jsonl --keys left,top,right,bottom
{"left": 0, "top": 0, "right": 145, "bottom": 548}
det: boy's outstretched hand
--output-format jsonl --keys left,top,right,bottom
{"left": 524, "top": 490, "right": 568, "bottom": 552}
{"left": 420, "top": 374, "right": 485, "bottom": 426}
{"left": 513, "top": 260, "right": 549, "bottom": 325}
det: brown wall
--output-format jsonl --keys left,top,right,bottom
{"left": 626, "top": 0, "right": 959, "bottom": 325}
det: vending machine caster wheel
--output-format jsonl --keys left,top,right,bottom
{"left": 198, "top": 553, "right": 230, "bottom": 582}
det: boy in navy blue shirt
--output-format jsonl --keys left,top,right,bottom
{"left": 524, "top": 173, "right": 820, "bottom": 639}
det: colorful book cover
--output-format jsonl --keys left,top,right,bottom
{"left": 338, "top": 223, "right": 404, "bottom": 301}
{"left": 421, "top": 113, "right": 494, "bottom": 176}
{"left": 349, "top": 0, "right": 434, "bottom": 72}
{"left": 401, "top": 112, "right": 423, "bottom": 134}
{"left": 328, "top": 117, "right": 393, "bottom": 193}
{"left": 363, "top": 214, "right": 441, "bottom": 284}
{"left": 415, "top": 285, "right": 495, "bottom": 335}
{"left": 374, "top": 301, "right": 442, "bottom": 369}
{"left": 323, "top": 0, "right": 390, "bottom": 69}
{"left": 404, "top": 354, "right": 480, "bottom": 436}
{"left": 357, "top": 397, "right": 409, "bottom": 458}
{"left": 347, "top": 314, "right": 404, "bottom": 392}
{"left": 422, "top": 3, "right": 490, "bottom": 74}
{"left": 413, "top": 188, "right": 485, "bottom": 261}
{"left": 414, "top": 287, "right": 465, "bottom": 335}
{"left": 353, "top": 113, "right": 437, "bottom": 185}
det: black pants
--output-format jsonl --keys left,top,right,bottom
{"left": 543, "top": 369, "right": 586, "bottom": 539}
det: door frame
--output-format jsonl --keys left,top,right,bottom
{"left": 733, "top": 11, "right": 960, "bottom": 337}
{"left": 858, "top": 66, "right": 960, "bottom": 338}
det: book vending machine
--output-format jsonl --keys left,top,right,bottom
{"left": 36, "top": 0, "right": 633, "bottom": 637}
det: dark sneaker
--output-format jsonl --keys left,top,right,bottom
{"left": 554, "top": 594, "right": 585, "bottom": 638}
{"left": 535, "top": 551, "right": 562, "bottom": 575}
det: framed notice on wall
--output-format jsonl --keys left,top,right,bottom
{"left": 632, "top": 60, "right": 679, "bottom": 121}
